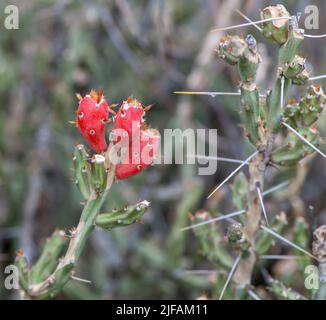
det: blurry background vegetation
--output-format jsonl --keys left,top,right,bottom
{"left": 0, "top": 0, "right": 325, "bottom": 299}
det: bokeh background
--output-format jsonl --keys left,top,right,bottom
{"left": 0, "top": 0, "right": 325, "bottom": 299}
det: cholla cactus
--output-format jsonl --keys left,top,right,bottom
{"left": 182, "top": 5, "right": 326, "bottom": 300}
{"left": 15, "top": 90, "right": 159, "bottom": 299}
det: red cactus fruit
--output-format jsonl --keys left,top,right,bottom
{"left": 115, "top": 128, "right": 160, "bottom": 180}
{"left": 113, "top": 97, "right": 146, "bottom": 141}
{"left": 76, "top": 90, "right": 113, "bottom": 153}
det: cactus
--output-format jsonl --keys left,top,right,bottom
{"left": 312, "top": 225, "right": 326, "bottom": 300}
{"left": 184, "top": 5, "right": 326, "bottom": 300}
{"left": 15, "top": 90, "right": 159, "bottom": 299}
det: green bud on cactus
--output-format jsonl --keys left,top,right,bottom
{"left": 192, "top": 210, "right": 233, "bottom": 268}
{"left": 283, "top": 55, "right": 306, "bottom": 79}
{"left": 261, "top": 5, "right": 290, "bottom": 45}
{"left": 299, "top": 85, "right": 325, "bottom": 126}
{"left": 95, "top": 200, "right": 150, "bottom": 230}
{"left": 91, "top": 154, "right": 107, "bottom": 193}
{"left": 238, "top": 35, "right": 261, "bottom": 83}
{"left": 218, "top": 35, "right": 246, "bottom": 65}
{"left": 283, "top": 99, "right": 301, "bottom": 128}
{"left": 292, "top": 69, "right": 310, "bottom": 86}
{"left": 227, "top": 222, "right": 250, "bottom": 251}
{"left": 73, "top": 144, "right": 92, "bottom": 199}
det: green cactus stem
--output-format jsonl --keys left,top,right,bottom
{"left": 192, "top": 210, "right": 233, "bottom": 269}
{"left": 271, "top": 127, "right": 320, "bottom": 166}
{"left": 293, "top": 217, "right": 311, "bottom": 273}
{"left": 240, "top": 82, "right": 260, "bottom": 145}
{"left": 95, "top": 200, "right": 150, "bottom": 230}
{"left": 18, "top": 144, "right": 118, "bottom": 299}
{"left": 300, "top": 85, "right": 326, "bottom": 126}
{"left": 15, "top": 251, "right": 30, "bottom": 292}
{"left": 238, "top": 35, "right": 261, "bottom": 83}
{"left": 231, "top": 172, "right": 249, "bottom": 213}
{"left": 30, "top": 230, "right": 68, "bottom": 284}
{"left": 268, "top": 277, "right": 307, "bottom": 300}
{"left": 266, "top": 20, "right": 304, "bottom": 134}
{"left": 266, "top": 76, "right": 291, "bottom": 134}
{"left": 90, "top": 154, "right": 107, "bottom": 193}
{"left": 73, "top": 144, "right": 92, "bottom": 200}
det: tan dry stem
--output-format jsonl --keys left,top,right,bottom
{"left": 234, "top": 150, "right": 267, "bottom": 287}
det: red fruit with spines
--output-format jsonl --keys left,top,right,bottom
{"left": 113, "top": 97, "right": 146, "bottom": 141}
{"left": 76, "top": 90, "right": 113, "bottom": 153}
{"left": 115, "top": 128, "right": 160, "bottom": 180}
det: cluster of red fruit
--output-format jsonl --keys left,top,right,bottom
{"left": 75, "top": 90, "right": 160, "bottom": 180}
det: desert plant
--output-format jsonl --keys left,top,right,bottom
{"left": 181, "top": 5, "right": 326, "bottom": 300}
{"left": 14, "top": 90, "right": 159, "bottom": 299}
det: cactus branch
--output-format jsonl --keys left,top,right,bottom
{"left": 21, "top": 144, "right": 117, "bottom": 299}
{"left": 281, "top": 122, "right": 326, "bottom": 159}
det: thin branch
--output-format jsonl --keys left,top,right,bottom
{"left": 260, "top": 225, "right": 318, "bottom": 261}
{"left": 219, "top": 254, "right": 242, "bottom": 300}
{"left": 256, "top": 186, "right": 269, "bottom": 225}
{"left": 281, "top": 122, "right": 326, "bottom": 160}
{"left": 211, "top": 16, "right": 290, "bottom": 32}
{"left": 180, "top": 210, "right": 245, "bottom": 232}
{"left": 207, "top": 150, "right": 259, "bottom": 199}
